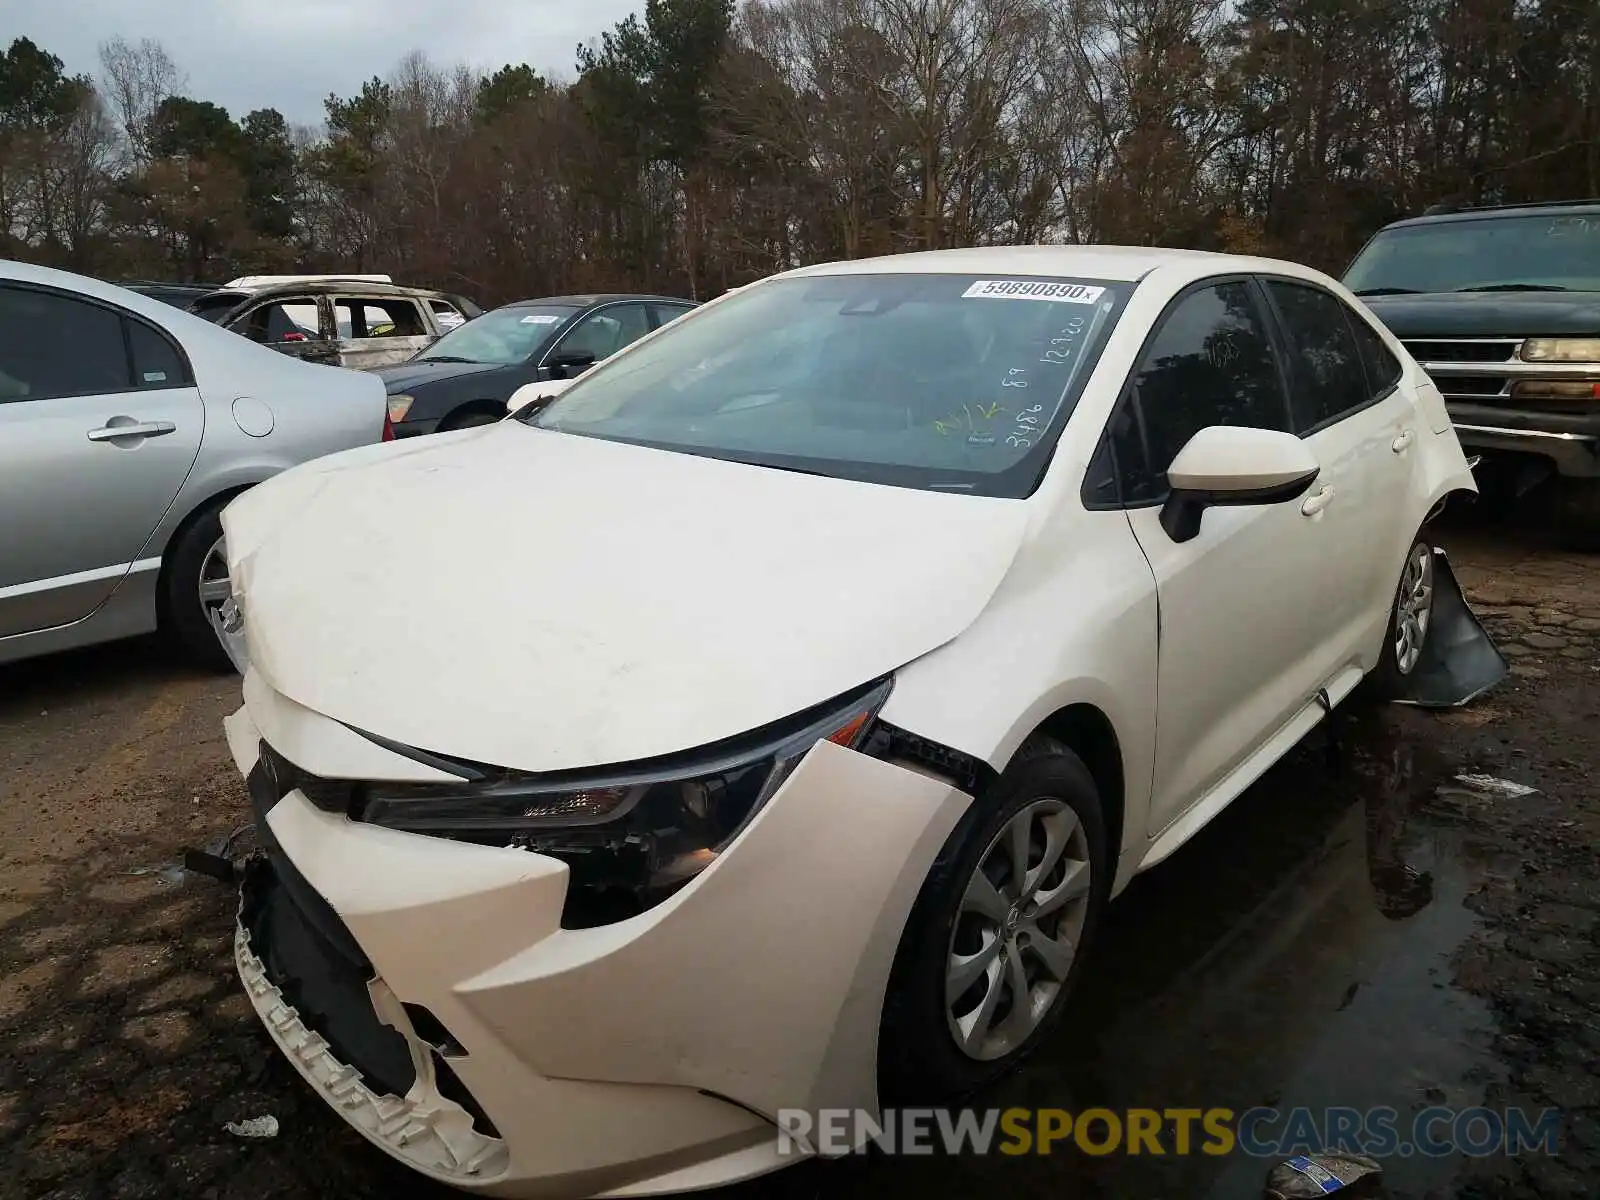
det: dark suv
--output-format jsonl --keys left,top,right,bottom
{"left": 1343, "top": 200, "right": 1600, "bottom": 541}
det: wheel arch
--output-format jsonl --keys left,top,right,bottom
{"left": 439, "top": 399, "right": 508, "bottom": 430}
{"left": 153, "top": 481, "right": 261, "bottom": 624}
{"left": 1024, "top": 703, "right": 1126, "bottom": 871}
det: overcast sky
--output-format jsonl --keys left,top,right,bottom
{"left": 6, "top": 0, "right": 641, "bottom": 129}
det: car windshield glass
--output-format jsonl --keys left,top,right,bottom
{"left": 527, "top": 273, "right": 1131, "bottom": 497}
{"left": 190, "top": 294, "right": 247, "bottom": 323}
{"left": 1344, "top": 213, "right": 1600, "bottom": 294}
{"left": 417, "top": 305, "right": 574, "bottom": 364}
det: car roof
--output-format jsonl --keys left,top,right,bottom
{"left": 780, "top": 244, "right": 1310, "bottom": 284}
{"left": 4, "top": 259, "right": 214, "bottom": 319}
{"left": 194, "top": 279, "right": 467, "bottom": 303}
{"left": 1377, "top": 200, "right": 1600, "bottom": 231}
{"left": 502, "top": 294, "right": 696, "bottom": 310}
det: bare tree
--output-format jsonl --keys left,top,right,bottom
{"left": 98, "top": 37, "right": 186, "bottom": 162}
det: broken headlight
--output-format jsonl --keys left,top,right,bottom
{"left": 354, "top": 677, "right": 891, "bottom": 926}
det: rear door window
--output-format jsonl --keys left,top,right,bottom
{"left": 1264, "top": 280, "right": 1374, "bottom": 432}
{"left": 337, "top": 297, "right": 427, "bottom": 339}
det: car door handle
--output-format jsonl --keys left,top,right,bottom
{"left": 1301, "top": 486, "right": 1336, "bottom": 517}
{"left": 87, "top": 420, "right": 177, "bottom": 442}
{"left": 1391, "top": 428, "right": 1414, "bottom": 453}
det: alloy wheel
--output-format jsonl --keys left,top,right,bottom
{"left": 945, "top": 798, "right": 1094, "bottom": 1062}
{"left": 198, "top": 536, "right": 231, "bottom": 620}
{"left": 1393, "top": 544, "right": 1434, "bottom": 676}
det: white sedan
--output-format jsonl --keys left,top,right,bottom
{"left": 216, "top": 246, "right": 1474, "bottom": 1195}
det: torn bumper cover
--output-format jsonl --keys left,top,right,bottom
{"left": 224, "top": 698, "right": 970, "bottom": 1197}
{"left": 1390, "top": 549, "right": 1509, "bottom": 709}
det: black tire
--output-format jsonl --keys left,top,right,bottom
{"left": 158, "top": 497, "right": 235, "bottom": 673}
{"left": 1554, "top": 477, "right": 1600, "bottom": 553}
{"left": 878, "top": 737, "right": 1109, "bottom": 1105}
{"left": 439, "top": 407, "right": 501, "bottom": 432}
{"left": 1369, "top": 529, "right": 1434, "bottom": 698}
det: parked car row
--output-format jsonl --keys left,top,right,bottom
{"left": 1, "top": 223, "right": 1562, "bottom": 1200}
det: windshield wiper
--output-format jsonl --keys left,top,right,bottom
{"left": 1455, "top": 283, "right": 1569, "bottom": 292}
{"left": 420, "top": 355, "right": 483, "bottom": 364}
{"left": 1353, "top": 287, "right": 1421, "bottom": 296}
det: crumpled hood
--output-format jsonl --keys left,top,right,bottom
{"left": 223, "top": 424, "right": 1030, "bottom": 772}
{"left": 372, "top": 359, "right": 508, "bottom": 393}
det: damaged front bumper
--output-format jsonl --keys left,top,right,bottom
{"left": 224, "top": 692, "right": 971, "bottom": 1197}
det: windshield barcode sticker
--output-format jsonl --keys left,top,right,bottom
{"left": 521, "top": 314, "right": 560, "bottom": 324}
{"left": 962, "top": 280, "right": 1105, "bottom": 305}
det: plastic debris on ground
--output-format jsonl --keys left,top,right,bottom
{"left": 1389, "top": 549, "right": 1508, "bottom": 709}
{"left": 224, "top": 1115, "right": 280, "bottom": 1139}
{"left": 1438, "top": 772, "right": 1540, "bottom": 803}
{"left": 1264, "top": 1153, "right": 1384, "bottom": 1197}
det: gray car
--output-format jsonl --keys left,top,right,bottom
{"left": 0, "top": 260, "right": 388, "bottom": 669}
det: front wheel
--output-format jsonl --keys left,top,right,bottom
{"left": 878, "top": 738, "right": 1108, "bottom": 1104}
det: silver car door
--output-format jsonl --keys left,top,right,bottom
{"left": 0, "top": 283, "right": 203, "bottom": 637}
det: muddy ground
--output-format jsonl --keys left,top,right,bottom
{"left": 0, "top": 504, "right": 1596, "bottom": 1200}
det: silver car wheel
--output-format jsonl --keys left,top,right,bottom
{"left": 198, "top": 536, "right": 231, "bottom": 616}
{"left": 945, "top": 798, "right": 1093, "bottom": 1062}
{"left": 1393, "top": 544, "right": 1434, "bottom": 677}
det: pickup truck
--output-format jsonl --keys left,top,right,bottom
{"left": 1344, "top": 200, "right": 1600, "bottom": 544}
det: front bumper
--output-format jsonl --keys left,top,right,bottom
{"left": 224, "top": 701, "right": 970, "bottom": 1197}
{"left": 1447, "top": 402, "right": 1600, "bottom": 477}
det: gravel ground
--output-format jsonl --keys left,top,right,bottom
{"left": 0, "top": 511, "right": 1594, "bottom": 1200}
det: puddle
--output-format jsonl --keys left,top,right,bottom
{"left": 738, "top": 707, "right": 1509, "bottom": 1199}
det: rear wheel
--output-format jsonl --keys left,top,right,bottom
{"left": 159, "top": 498, "right": 235, "bottom": 672}
{"left": 879, "top": 738, "right": 1107, "bottom": 1103}
{"left": 1371, "top": 532, "right": 1434, "bottom": 697}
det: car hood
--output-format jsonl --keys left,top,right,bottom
{"left": 372, "top": 359, "right": 510, "bottom": 392}
{"left": 222, "top": 425, "right": 1031, "bottom": 772}
{"left": 1358, "top": 291, "right": 1600, "bottom": 338}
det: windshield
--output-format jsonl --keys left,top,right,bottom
{"left": 527, "top": 273, "right": 1131, "bottom": 497}
{"left": 1344, "top": 213, "right": 1600, "bottom": 294}
{"left": 190, "top": 293, "right": 248, "bottom": 323}
{"left": 417, "top": 304, "right": 575, "bottom": 364}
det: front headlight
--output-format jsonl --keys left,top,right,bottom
{"left": 355, "top": 677, "right": 891, "bottom": 925}
{"left": 1521, "top": 338, "right": 1600, "bottom": 363}
{"left": 387, "top": 393, "right": 415, "bottom": 422}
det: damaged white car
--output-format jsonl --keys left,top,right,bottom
{"left": 217, "top": 246, "right": 1476, "bottom": 1196}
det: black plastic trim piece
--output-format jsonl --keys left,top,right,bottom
{"left": 1158, "top": 467, "right": 1321, "bottom": 543}
{"left": 859, "top": 720, "right": 996, "bottom": 796}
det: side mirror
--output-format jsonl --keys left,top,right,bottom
{"left": 547, "top": 351, "right": 597, "bottom": 380}
{"left": 1160, "top": 426, "right": 1320, "bottom": 544}
{"left": 506, "top": 376, "right": 576, "bottom": 415}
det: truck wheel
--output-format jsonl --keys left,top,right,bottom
{"left": 1555, "top": 478, "right": 1600, "bottom": 552}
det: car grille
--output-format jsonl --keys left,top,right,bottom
{"left": 1401, "top": 339, "right": 1521, "bottom": 364}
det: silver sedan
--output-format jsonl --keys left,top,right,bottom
{"left": 0, "top": 260, "right": 388, "bottom": 669}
